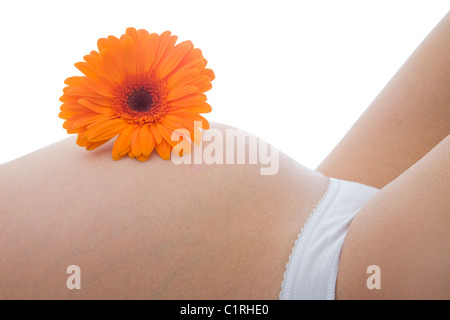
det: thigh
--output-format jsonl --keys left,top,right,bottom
{"left": 317, "top": 12, "right": 450, "bottom": 189}
{"left": 336, "top": 135, "right": 450, "bottom": 299}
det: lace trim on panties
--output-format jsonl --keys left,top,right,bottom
{"left": 279, "top": 178, "right": 337, "bottom": 300}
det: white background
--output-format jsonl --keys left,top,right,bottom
{"left": 0, "top": 1, "right": 448, "bottom": 169}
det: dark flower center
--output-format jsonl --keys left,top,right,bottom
{"left": 112, "top": 73, "right": 168, "bottom": 124}
{"left": 128, "top": 88, "right": 154, "bottom": 112}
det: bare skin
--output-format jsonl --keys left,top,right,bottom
{"left": 317, "top": 11, "right": 450, "bottom": 189}
{"left": 0, "top": 12, "right": 449, "bottom": 300}
{"left": 337, "top": 134, "right": 450, "bottom": 300}
{"left": 319, "top": 11, "right": 450, "bottom": 299}
{"left": 0, "top": 126, "right": 328, "bottom": 299}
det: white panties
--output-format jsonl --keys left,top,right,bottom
{"left": 279, "top": 178, "right": 379, "bottom": 300}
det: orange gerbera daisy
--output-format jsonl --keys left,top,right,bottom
{"left": 59, "top": 28, "right": 214, "bottom": 161}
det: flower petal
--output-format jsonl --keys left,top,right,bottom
{"left": 75, "top": 62, "right": 98, "bottom": 79}
{"left": 156, "top": 122, "right": 176, "bottom": 146}
{"left": 137, "top": 29, "right": 150, "bottom": 42}
{"left": 86, "top": 118, "right": 128, "bottom": 142}
{"left": 131, "top": 126, "right": 142, "bottom": 156}
{"left": 101, "top": 48, "right": 124, "bottom": 84}
{"left": 112, "top": 125, "right": 135, "bottom": 160}
{"left": 136, "top": 154, "right": 150, "bottom": 162}
{"left": 59, "top": 110, "right": 79, "bottom": 119}
{"left": 78, "top": 98, "right": 112, "bottom": 114}
{"left": 83, "top": 51, "right": 108, "bottom": 78}
{"left": 97, "top": 38, "right": 109, "bottom": 52}
{"left": 170, "top": 112, "right": 210, "bottom": 130}
{"left": 64, "top": 76, "right": 84, "bottom": 86}
{"left": 153, "top": 31, "right": 178, "bottom": 71}
{"left": 189, "top": 75, "right": 213, "bottom": 93}
{"left": 141, "top": 32, "right": 159, "bottom": 72}
{"left": 156, "top": 41, "right": 193, "bottom": 79}
{"left": 169, "top": 48, "right": 204, "bottom": 75}
{"left": 169, "top": 93, "right": 207, "bottom": 107}
{"left": 124, "top": 35, "right": 138, "bottom": 75}
{"left": 107, "top": 35, "right": 124, "bottom": 60}
{"left": 125, "top": 27, "right": 140, "bottom": 41}
{"left": 72, "top": 112, "right": 115, "bottom": 129}
{"left": 140, "top": 125, "right": 156, "bottom": 156}
{"left": 155, "top": 139, "right": 172, "bottom": 160}
{"left": 150, "top": 124, "right": 163, "bottom": 144}
{"left": 60, "top": 102, "right": 86, "bottom": 113}
{"left": 202, "top": 68, "right": 215, "bottom": 81}
{"left": 169, "top": 102, "right": 212, "bottom": 114}
{"left": 161, "top": 118, "right": 195, "bottom": 143}
{"left": 166, "top": 68, "right": 200, "bottom": 90}
{"left": 81, "top": 77, "right": 115, "bottom": 97}
{"left": 167, "top": 85, "right": 199, "bottom": 101}
{"left": 83, "top": 96, "right": 114, "bottom": 107}
{"left": 164, "top": 114, "right": 196, "bottom": 129}
{"left": 67, "top": 86, "right": 104, "bottom": 98}
{"left": 85, "top": 139, "right": 110, "bottom": 151}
